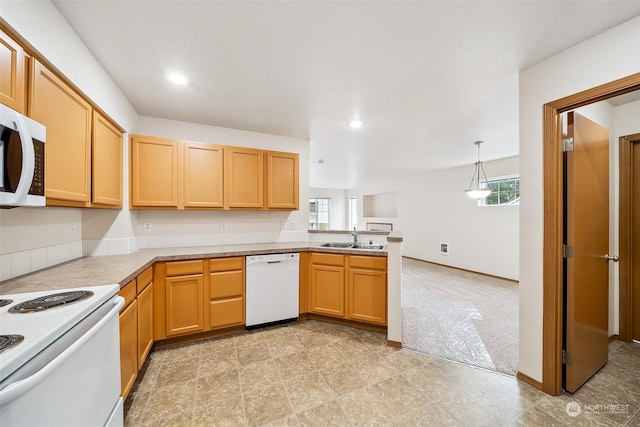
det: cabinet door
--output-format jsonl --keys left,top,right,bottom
{"left": 92, "top": 111, "right": 123, "bottom": 206}
{"left": 30, "top": 60, "right": 92, "bottom": 202}
{"left": 347, "top": 268, "right": 387, "bottom": 325}
{"left": 224, "top": 147, "right": 264, "bottom": 209}
{"left": 119, "top": 300, "right": 137, "bottom": 398}
{"left": 209, "top": 269, "right": 244, "bottom": 328}
{"left": 266, "top": 151, "right": 298, "bottom": 210}
{"left": 130, "top": 135, "right": 178, "bottom": 207}
{"left": 165, "top": 274, "right": 204, "bottom": 336}
{"left": 309, "top": 264, "right": 345, "bottom": 317}
{"left": 184, "top": 142, "right": 224, "bottom": 208}
{"left": 0, "top": 29, "right": 26, "bottom": 114}
{"left": 136, "top": 283, "right": 154, "bottom": 367}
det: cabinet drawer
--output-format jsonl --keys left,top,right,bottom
{"left": 209, "top": 297, "right": 244, "bottom": 329}
{"left": 118, "top": 280, "right": 136, "bottom": 310}
{"left": 165, "top": 260, "right": 203, "bottom": 276}
{"left": 209, "top": 257, "right": 244, "bottom": 272}
{"left": 349, "top": 255, "right": 387, "bottom": 270}
{"left": 210, "top": 270, "right": 244, "bottom": 299}
{"left": 136, "top": 266, "right": 153, "bottom": 294}
{"left": 311, "top": 253, "right": 345, "bottom": 267}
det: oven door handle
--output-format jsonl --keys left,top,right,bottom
{"left": 0, "top": 296, "right": 124, "bottom": 405}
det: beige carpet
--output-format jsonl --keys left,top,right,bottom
{"left": 401, "top": 257, "right": 519, "bottom": 375}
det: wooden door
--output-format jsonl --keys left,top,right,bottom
{"left": 136, "top": 282, "right": 154, "bottom": 367}
{"left": 92, "top": 111, "right": 123, "bottom": 206}
{"left": 266, "top": 151, "right": 299, "bottom": 210}
{"left": 563, "top": 111, "right": 610, "bottom": 392}
{"left": 633, "top": 142, "right": 640, "bottom": 341}
{"left": 0, "top": 29, "right": 26, "bottom": 114}
{"left": 224, "top": 146, "right": 264, "bottom": 209}
{"left": 30, "top": 60, "right": 92, "bottom": 202}
{"left": 165, "top": 274, "right": 204, "bottom": 336}
{"left": 184, "top": 142, "right": 224, "bottom": 208}
{"left": 130, "top": 135, "right": 178, "bottom": 207}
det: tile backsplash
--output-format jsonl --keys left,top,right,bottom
{"left": 0, "top": 230, "right": 309, "bottom": 281}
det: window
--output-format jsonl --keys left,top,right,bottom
{"left": 481, "top": 175, "right": 520, "bottom": 206}
{"left": 349, "top": 197, "right": 358, "bottom": 230}
{"left": 309, "top": 198, "right": 330, "bottom": 229}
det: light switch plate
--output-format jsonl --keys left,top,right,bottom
{"left": 143, "top": 221, "right": 152, "bottom": 232}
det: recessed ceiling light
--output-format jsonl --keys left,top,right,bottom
{"left": 348, "top": 119, "right": 364, "bottom": 129}
{"left": 166, "top": 72, "right": 189, "bottom": 85}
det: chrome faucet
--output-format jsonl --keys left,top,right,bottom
{"left": 352, "top": 227, "right": 358, "bottom": 244}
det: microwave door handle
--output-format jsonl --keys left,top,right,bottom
{"left": 7, "top": 111, "right": 35, "bottom": 205}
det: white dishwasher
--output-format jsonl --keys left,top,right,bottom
{"left": 245, "top": 253, "right": 300, "bottom": 328}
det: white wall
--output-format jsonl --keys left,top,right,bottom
{"left": 309, "top": 188, "right": 348, "bottom": 230}
{"left": 348, "top": 156, "right": 520, "bottom": 280}
{"left": 0, "top": 1, "right": 137, "bottom": 280}
{"left": 402, "top": 157, "right": 519, "bottom": 280}
{"left": 519, "top": 15, "right": 640, "bottom": 382}
{"left": 0, "top": 2, "right": 311, "bottom": 281}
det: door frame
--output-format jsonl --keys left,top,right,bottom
{"left": 542, "top": 72, "right": 640, "bottom": 396}
{"left": 619, "top": 133, "right": 640, "bottom": 342}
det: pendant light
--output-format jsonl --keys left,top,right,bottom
{"left": 465, "top": 140, "right": 491, "bottom": 199}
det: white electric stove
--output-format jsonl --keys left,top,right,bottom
{"left": 0, "top": 284, "right": 124, "bottom": 427}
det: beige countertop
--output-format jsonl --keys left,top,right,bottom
{"left": 0, "top": 241, "right": 387, "bottom": 295}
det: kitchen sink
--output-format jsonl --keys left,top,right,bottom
{"left": 320, "top": 242, "right": 353, "bottom": 248}
{"left": 320, "top": 242, "right": 387, "bottom": 251}
{"left": 351, "top": 244, "right": 386, "bottom": 250}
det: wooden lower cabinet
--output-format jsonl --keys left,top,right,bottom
{"left": 119, "top": 299, "right": 137, "bottom": 398}
{"left": 310, "top": 264, "right": 345, "bottom": 317}
{"left": 165, "top": 273, "right": 205, "bottom": 336}
{"left": 208, "top": 257, "right": 245, "bottom": 328}
{"left": 307, "top": 253, "right": 387, "bottom": 326}
{"left": 136, "top": 280, "right": 154, "bottom": 367}
{"left": 347, "top": 268, "right": 386, "bottom": 325}
{"left": 156, "top": 258, "right": 244, "bottom": 340}
{"left": 118, "top": 267, "right": 154, "bottom": 399}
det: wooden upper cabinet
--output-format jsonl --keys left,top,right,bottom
{"left": 92, "top": 111, "right": 123, "bottom": 206}
{"left": 30, "top": 59, "right": 92, "bottom": 203}
{"left": 224, "top": 146, "right": 264, "bottom": 209}
{"left": 184, "top": 142, "right": 224, "bottom": 208}
{"left": 0, "top": 29, "right": 27, "bottom": 114}
{"left": 130, "top": 134, "right": 178, "bottom": 208}
{"left": 266, "top": 151, "right": 299, "bottom": 210}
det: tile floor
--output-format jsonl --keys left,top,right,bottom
{"left": 124, "top": 320, "right": 640, "bottom": 426}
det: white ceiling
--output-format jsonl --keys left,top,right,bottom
{"left": 51, "top": 1, "right": 640, "bottom": 189}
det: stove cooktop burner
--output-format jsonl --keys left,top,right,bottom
{"left": 0, "top": 299, "right": 13, "bottom": 307}
{"left": 8, "top": 290, "right": 94, "bottom": 313}
{"left": 0, "top": 334, "right": 24, "bottom": 353}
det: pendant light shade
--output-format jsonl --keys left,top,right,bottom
{"left": 465, "top": 141, "right": 491, "bottom": 199}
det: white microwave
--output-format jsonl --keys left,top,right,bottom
{"left": 0, "top": 103, "right": 46, "bottom": 208}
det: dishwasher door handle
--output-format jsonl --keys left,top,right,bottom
{"left": 267, "top": 260, "right": 282, "bottom": 264}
